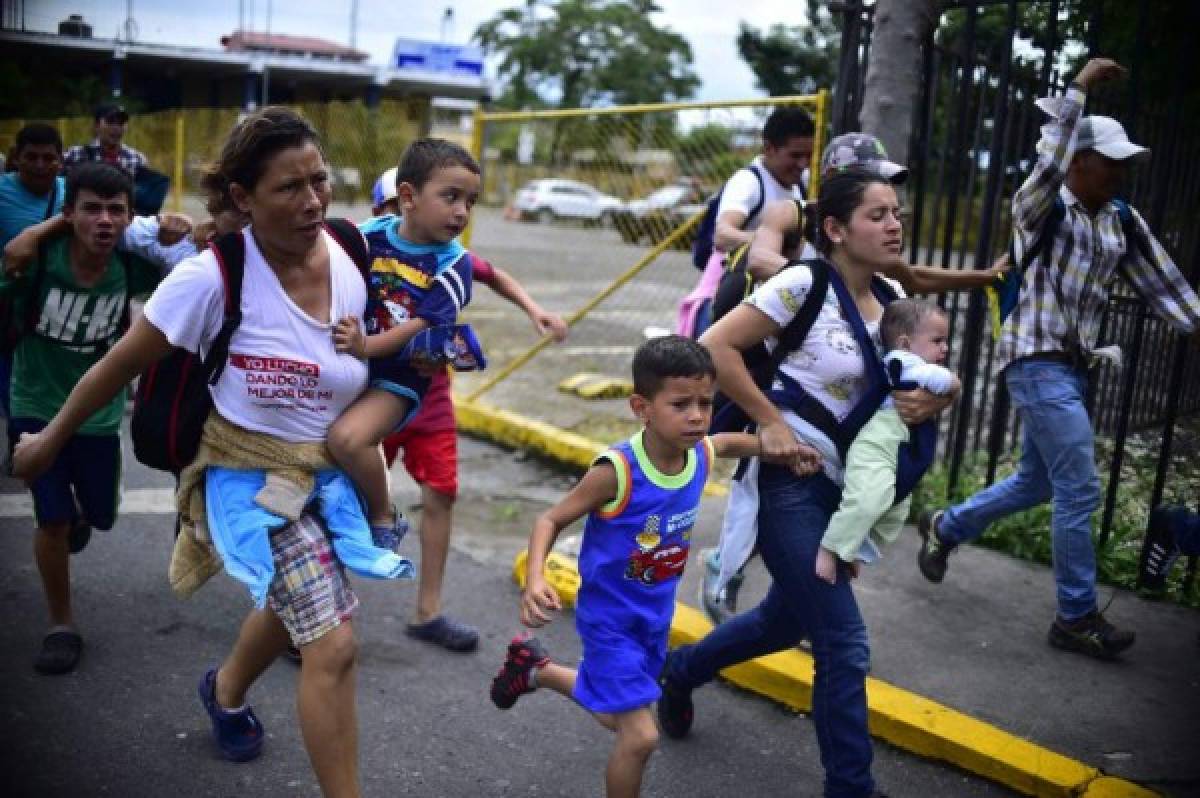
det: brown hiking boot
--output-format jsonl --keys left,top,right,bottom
{"left": 1047, "top": 610, "right": 1135, "bottom": 660}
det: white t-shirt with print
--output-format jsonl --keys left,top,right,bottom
{"left": 716, "top": 156, "right": 805, "bottom": 234}
{"left": 143, "top": 227, "right": 369, "bottom": 444}
{"left": 746, "top": 262, "right": 903, "bottom": 483}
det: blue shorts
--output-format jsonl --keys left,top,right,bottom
{"left": 367, "top": 358, "right": 429, "bottom": 432}
{"left": 8, "top": 417, "right": 121, "bottom": 530}
{"left": 573, "top": 618, "right": 669, "bottom": 714}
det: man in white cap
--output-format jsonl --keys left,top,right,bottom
{"left": 918, "top": 57, "right": 1200, "bottom": 660}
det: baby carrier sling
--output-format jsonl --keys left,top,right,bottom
{"left": 715, "top": 257, "right": 935, "bottom": 501}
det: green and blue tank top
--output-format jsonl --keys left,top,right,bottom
{"left": 577, "top": 430, "right": 713, "bottom": 630}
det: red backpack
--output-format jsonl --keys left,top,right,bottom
{"left": 130, "top": 218, "right": 370, "bottom": 473}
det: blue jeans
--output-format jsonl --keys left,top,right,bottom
{"left": 667, "top": 467, "right": 875, "bottom": 798}
{"left": 940, "top": 359, "right": 1101, "bottom": 620}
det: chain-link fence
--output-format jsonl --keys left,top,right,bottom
{"left": 1, "top": 98, "right": 431, "bottom": 213}
{"left": 454, "top": 94, "right": 827, "bottom": 444}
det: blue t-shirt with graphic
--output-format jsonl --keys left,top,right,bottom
{"left": 358, "top": 215, "right": 472, "bottom": 340}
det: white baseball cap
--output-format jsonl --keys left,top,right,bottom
{"left": 1076, "top": 115, "right": 1149, "bottom": 161}
{"left": 371, "top": 166, "right": 399, "bottom": 208}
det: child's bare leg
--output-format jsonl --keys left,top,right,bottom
{"left": 414, "top": 484, "right": 453, "bottom": 623}
{"left": 34, "top": 522, "right": 73, "bottom": 626}
{"left": 606, "top": 708, "right": 659, "bottom": 798}
{"left": 328, "top": 388, "right": 411, "bottom": 524}
{"left": 535, "top": 662, "right": 618, "bottom": 732}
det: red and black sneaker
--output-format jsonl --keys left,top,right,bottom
{"left": 490, "top": 635, "right": 550, "bottom": 710}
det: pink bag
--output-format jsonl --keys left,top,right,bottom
{"left": 675, "top": 251, "right": 726, "bottom": 338}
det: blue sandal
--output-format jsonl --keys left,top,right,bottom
{"left": 197, "top": 668, "right": 264, "bottom": 762}
{"left": 406, "top": 615, "right": 479, "bottom": 653}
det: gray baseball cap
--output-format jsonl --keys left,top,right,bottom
{"left": 820, "top": 133, "right": 908, "bottom": 183}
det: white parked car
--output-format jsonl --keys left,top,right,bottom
{"left": 511, "top": 178, "right": 623, "bottom": 225}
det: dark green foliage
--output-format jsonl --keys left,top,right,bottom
{"left": 735, "top": 0, "right": 839, "bottom": 97}
{"left": 0, "top": 65, "right": 129, "bottom": 120}
{"left": 473, "top": 0, "right": 700, "bottom": 111}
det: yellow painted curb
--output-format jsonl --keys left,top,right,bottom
{"left": 1080, "top": 777, "right": 1159, "bottom": 797}
{"left": 511, "top": 549, "right": 1157, "bottom": 798}
{"left": 558, "top": 372, "right": 634, "bottom": 400}
{"left": 454, "top": 396, "right": 728, "bottom": 497}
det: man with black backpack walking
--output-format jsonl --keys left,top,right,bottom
{"left": 917, "top": 57, "right": 1200, "bottom": 661}
{"left": 677, "top": 107, "right": 817, "bottom": 339}
{"left": 1, "top": 162, "right": 161, "bottom": 674}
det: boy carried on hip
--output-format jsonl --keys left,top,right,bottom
{"left": 328, "top": 139, "right": 485, "bottom": 548}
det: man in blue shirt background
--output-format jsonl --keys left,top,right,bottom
{"left": 1, "top": 122, "right": 67, "bottom": 417}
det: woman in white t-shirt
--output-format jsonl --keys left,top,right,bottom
{"left": 657, "top": 170, "right": 954, "bottom": 798}
{"left": 13, "top": 108, "right": 376, "bottom": 794}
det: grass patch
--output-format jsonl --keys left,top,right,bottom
{"left": 912, "top": 420, "right": 1200, "bottom": 608}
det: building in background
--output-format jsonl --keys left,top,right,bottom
{"left": 0, "top": 14, "right": 489, "bottom": 114}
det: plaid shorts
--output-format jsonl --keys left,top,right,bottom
{"left": 265, "top": 512, "right": 359, "bottom": 646}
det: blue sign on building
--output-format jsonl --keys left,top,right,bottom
{"left": 392, "top": 39, "right": 484, "bottom": 77}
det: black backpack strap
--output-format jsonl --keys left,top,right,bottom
{"left": 745, "top": 165, "right": 767, "bottom": 225}
{"left": 323, "top": 217, "right": 371, "bottom": 283}
{"left": 19, "top": 238, "right": 54, "bottom": 338}
{"left": 43, "top": 181, "right": 58, "bottom": 221}
{"left": 1112, "top": 199, "right": 1154, "bottom": 273}
{"left": 205, "top": 231, "right": 246, "bottom": 386}
{"left": 766, "top": 258, "right": 830, "bottom": 382}
{"left": 1016, "top": 194, "right": 1066, "bottom": 274}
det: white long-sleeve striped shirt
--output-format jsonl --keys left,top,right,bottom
{"left": 999, "top": 85, "right": 1200, "bottom": 368}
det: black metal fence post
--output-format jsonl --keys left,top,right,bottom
{"left": 947, "top": 0, "right": 1018, "bottom": 496}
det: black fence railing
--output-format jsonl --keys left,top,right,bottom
{"left": 831, "top": 0, "right": 1200, "bottom": 549}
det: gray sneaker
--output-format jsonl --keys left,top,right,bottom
{"left": 700, "top": 547, "right": 743, "bottom": 625}
{"left": 917, "top": 509, "right": 955, "bottom": 583}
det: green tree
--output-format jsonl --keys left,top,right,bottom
{"left": 474, "top": 0, "right": 700, "bottom": 111}
{"left": 735, "top": 0, "right": 839, "bottom": 97}
{"left": 0, "top": 65, "right": 114, "bottom": 120}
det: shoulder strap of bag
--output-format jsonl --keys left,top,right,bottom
{"left": 1014, "top": 194, "right": 1067, "bottom": 275}
{"left": 1111, "top": 198, "right": 1155, "bottom": 274}
{"left": 745, "top": 164, "right": 767, "bottom": 226}
{"left": 21, "top": 239, "right": 51, "bottom": 337}
{"left": 205, "top": 231, "right": 246, "bottom": 386}
{"left": 43, "top": 180, "right": 58, "bottom": 221}
{"left": 323, "top": 217, "right": 371, "bottom": 284}
{"left": 763, "top": 258, "right": 830, "bottom": 385}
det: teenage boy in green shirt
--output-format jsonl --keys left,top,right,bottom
{"left": 2, "top": 161, "right": 161, "bottom": 674}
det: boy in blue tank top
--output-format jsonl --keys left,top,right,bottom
{"left": 489, "top": 335, "right": 817, "bottom": 798}
{"left": 329, "top": 139, "right": 483, "bottom": 548}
